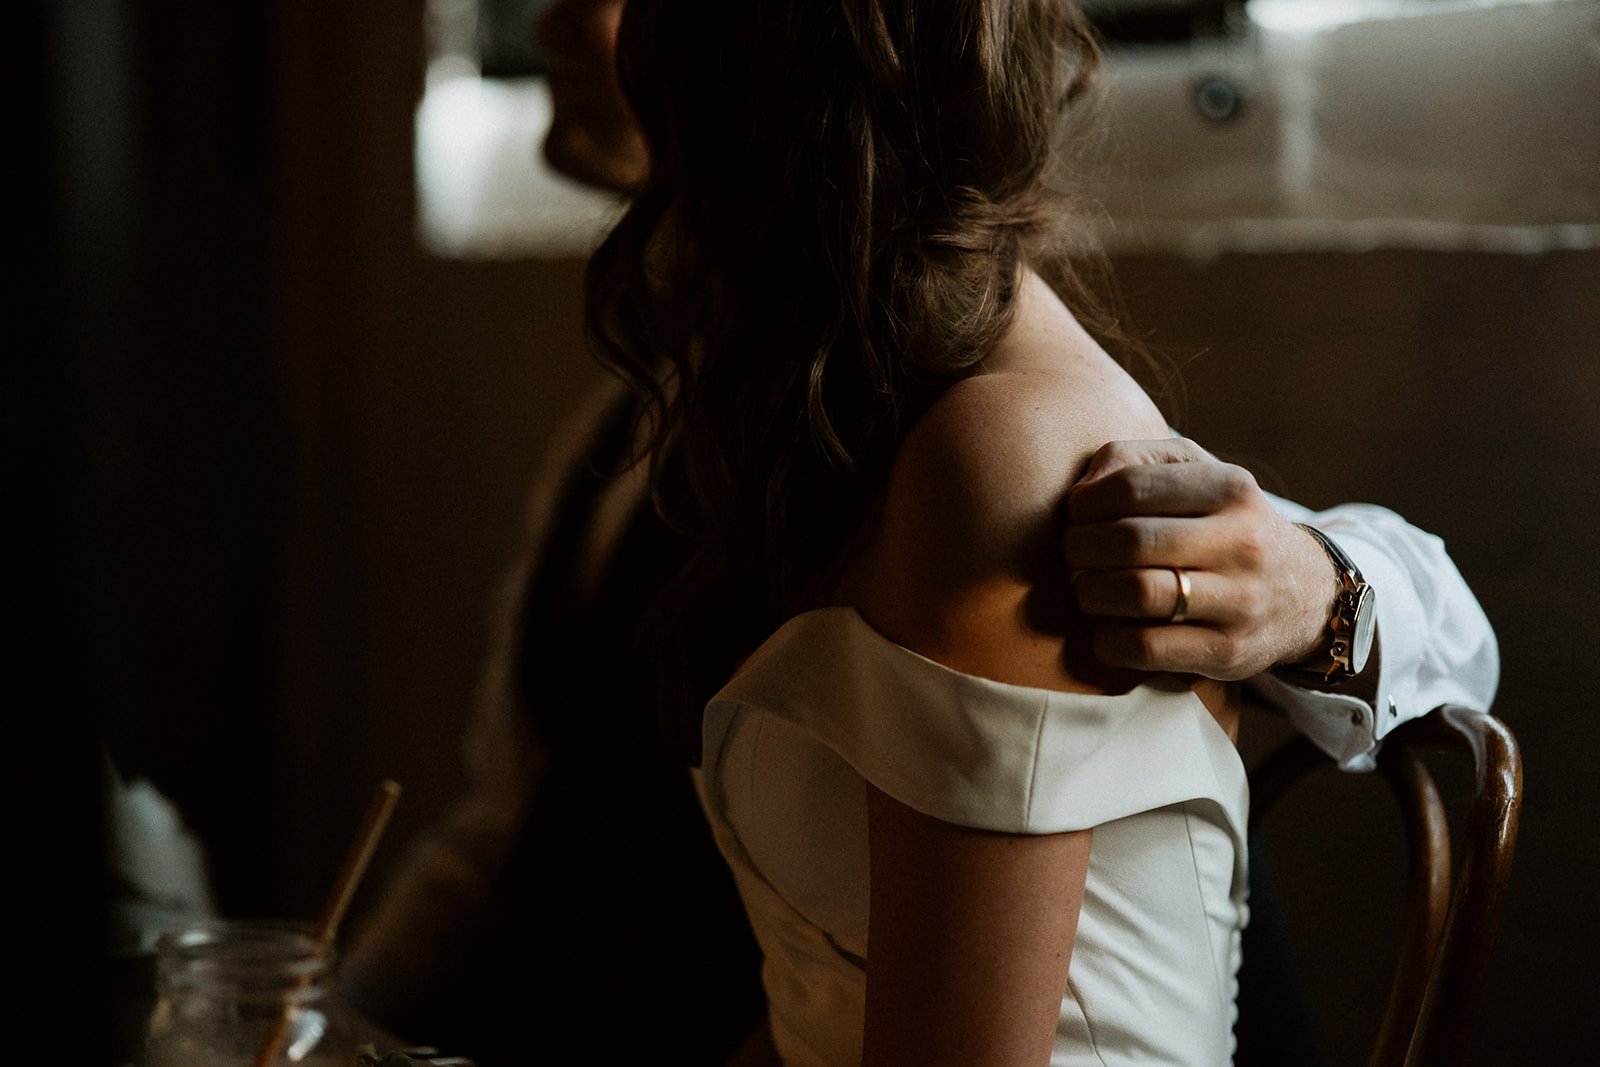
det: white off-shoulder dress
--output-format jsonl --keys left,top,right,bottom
{"left": 692, "top": 607, "right": 1249, "bottom": 1067}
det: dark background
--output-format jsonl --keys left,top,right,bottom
{"left": 25, "top": 1, "right": 1595, "bottom": 1063}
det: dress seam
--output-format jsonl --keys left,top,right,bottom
{"left": 1181, "top": 800, "right": 1231, "bottom": 1022}
{"left": 1023, "top": 690, "right": 1050, "bottom": 829}
{"left": 1065, "top": 974, "right": 1110, "bottom": 1066}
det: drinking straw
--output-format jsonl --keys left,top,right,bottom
{"left": 251, "top": 779, "right": 403, "bottom": 1067}
{"left": 313, "top": 779, "right": 403, "bottom": 943}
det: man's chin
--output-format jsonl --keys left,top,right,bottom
{"left": 543, "top": 124, "right": 647, "bottom": 195}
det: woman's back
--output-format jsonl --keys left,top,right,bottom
{"left": 693, "top": 275, "right": 1249, "bottom": 1064}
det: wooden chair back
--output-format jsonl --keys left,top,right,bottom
{"left": 1248, "top": 705, "right": 1522, "bottom": 1067}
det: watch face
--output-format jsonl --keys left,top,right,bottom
{"left": 1350, "top": 584, "right": 1377, "bottom": 673}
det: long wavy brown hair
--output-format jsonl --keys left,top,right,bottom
{"left": 584, "top": 0, "right": 1127, "bottom": 754}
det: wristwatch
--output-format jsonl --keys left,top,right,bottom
{"left": 1287, "top": 523, "right": 1376, "bottom": 683}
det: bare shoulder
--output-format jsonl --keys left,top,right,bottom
{"left": 896, "top": 367, "right": 1161, "bottom": 533}
{"left": 875, "top": 274, "right": 1170, "bottom": 583}
{"left": 853, "top": 279, "right": 1167, "bottom": 690}
{"left": 894, "top": 272, "right": 1166, "bottom": 524}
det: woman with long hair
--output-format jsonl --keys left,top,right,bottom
{"left": 586, "top": 1, "right": 1246, "bottom": 1062}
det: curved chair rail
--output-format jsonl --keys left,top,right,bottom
{"left": 1247, "top": 705, "right": 1522, "bottom": 1067}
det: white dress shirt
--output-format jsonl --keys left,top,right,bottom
{"left": 1252, "top": 498, "right": 1500, "bottom": 770}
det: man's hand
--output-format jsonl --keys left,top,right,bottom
{"left": 1063, "top": 439, "right": 1336, "bottom": 681}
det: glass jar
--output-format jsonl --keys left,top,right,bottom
{"left": 137, "top": 919, "right": 359, "bottom": 1067}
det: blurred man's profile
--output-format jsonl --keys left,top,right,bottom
{"left": 538, "top": 0, "right": 648, "bottom": 193}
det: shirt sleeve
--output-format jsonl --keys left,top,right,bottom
{"left": 1250, "top": 497, "right": 1500, "bottom": 771}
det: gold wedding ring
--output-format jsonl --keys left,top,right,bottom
{"left": 1169, "top": 567, "right": 1191, "bottom": 623}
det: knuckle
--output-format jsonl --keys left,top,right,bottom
{"left": 1236, "top": 577, "right": 1267, "bottom": 619}
{"left": 1116, "top": 468, "right": 1144, "bottom": 510}
{"left": 1219, "top": 464, "right": 1259, "bottom": 504}
{"left": 1127, "top": 519, "right": 1162, "bottom": 557}
{"left": 1100, "top": 519, "right": 1135, "bottom": 555}
{"left": 1100, "top": 440, "right": 1135, "bottom": 464}
{"left": 1087, "top": 479, "right": 1131, "bottom": 519}
{"left": 1124, "top": 464, "right": 1162, "bottom": 510}
{"left": 1233, "top": 527, "right": 1267, "bottom": 570}
{"left": 1210, "top": 632, "right": 1242, "bottom": 672}
{"left": 1106, "top": 466, "right": 1146, "bottom": 509}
